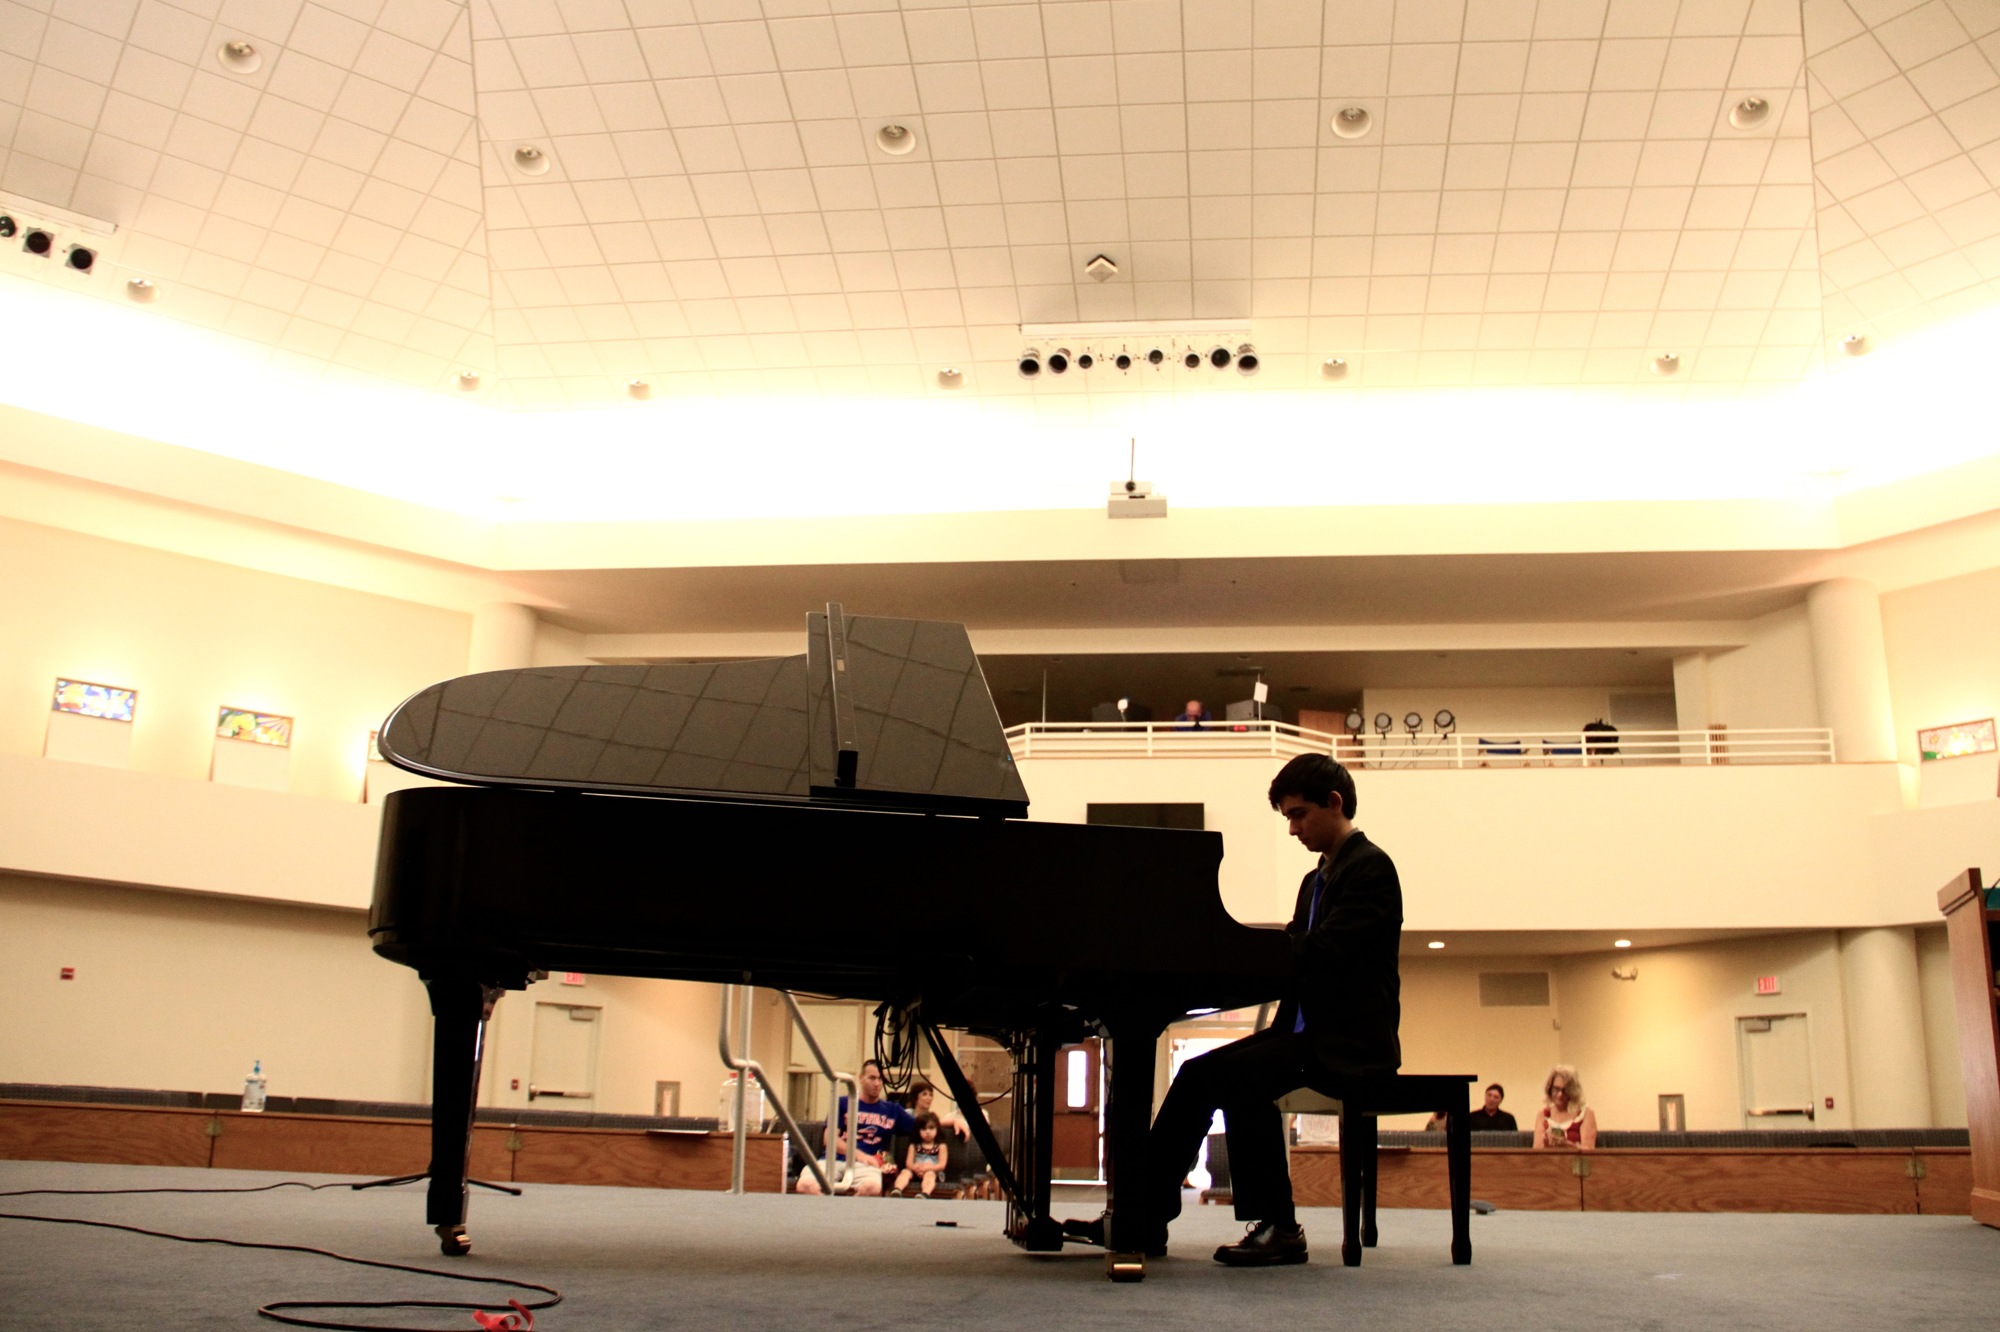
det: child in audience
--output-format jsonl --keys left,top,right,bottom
{"left": 891, "top": 1112, "right": 949, "bottom": 1196}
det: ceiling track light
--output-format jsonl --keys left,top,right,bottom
{"left": 1018, "top": 348, "right": 1042, "bottom": 379}
{"left": 936, "top": 367, "right": 964, "bottom": 388}
{"left": 1235, "top": 343, "right": 1258, "bottom": 375}
{"left": 126, "top": 277, "right": 157, "bottom": 303}
{"left": 1842, "top": 333, "right": 1871, "bottom": 356}
{"left": 1322, "top": 356, "right": 1348, "bottom": 381}
{"left": 455, "top": 370, "right": 482, "bottom": 391}
{"left": 1047, "top": 347, "right": 1072, "bottom": 374}
{"left": 1652, "top": 352, "right": 1680, "bottom": 376}
{"left": 512, "top": 145, "right": 550, "bottom": 176}
{"left": 1331, "top": 106, "right": 1373, "bottom": 139}
{"left": 627, "top": 378, "right": 651, "bottom": 400}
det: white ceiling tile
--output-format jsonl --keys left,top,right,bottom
{"left": 1443, "top": 141, "right": 1509, "bottom": 187}
{"left": 848, "top": 63, "right": 920, "bottom": 116}
{"left": 1938, "top": 85, "right": 2000, "bottom": 146}
{"left": 1458, "top": 41, "right": 1530, "bottom": 94}
{"left": 904, "top": 9, "right": 977, "bottom": 63}
{"left": 1844, "top": 177, "right": 1926, "bottom": 230}
{"left": 1514, "top": 90, "right": 1588, "bottom": 138}
{"left": 1842, "top": 73, "right": 1937, "bottom": 136}
{"left": 1510, "top": 139, "right": 1578, "bottom": 185}
{"left": 26, "top": 64, "right": 108, "bottom": 127}
{"left": 748, "top": 166, "right": 816, "bottom": 210}
{"left": 1533, "top": 0, "right": 1610, "bottom": 42}
{"left": 1908, "top": 43, "right": 2000, "bottom": 110}
{"left": 1438, "top": 186, "right": 1502, "bottom": 229}
{"left": 126, "top": 2, "right": 210, "bottom": 64}
{"left": 705, "top": 21, "right": 780, "bottom": 75}
{"left": 1117, "top": 51, "right": 1183, "bottom": 101}
{"left": 1185, "top": 49, "right": 1248, "bottom": 100}
{"left": 920, "top": 60, "right": 992, "bottom": 111}
{"left": 636, "top": 26, "right": 714, "bottom": 80}
{"left": 1380, "top": 142, "right": 1446, "bottom": 189}
{"left": 1815, "top": 33, "right": 1902, "bottom": 99}
{"left": 1581, "top": 90, "right": 1653, "bottom": 138}
{"left": 783, "top": 69, "right": 856, "bottom": 118}
{"left": 1385, "top": 93, "right": 1455, "bottom": 141}
{"left": 972, "top": 5, "right": 1044, "bottom": 60}
{"left": 1391, "top": 44, "right": 1461, "bottom": 97}
{"left": 1255, "top": 45, "right": 1319, "bottom": 98}
{"left": 1873, "top": 0, "right": 1971, "bottom": 66}
{"left": 1322, "top": 45, "right": 1391, "bottom": 98}
{"left": 292, "top": 5, "right": 372, "bottom": 68}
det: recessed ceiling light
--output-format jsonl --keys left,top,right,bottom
{"left": 1427, "top": 940, "right": 1445, "bottom": 949}
{"left": 1331, "top": 106, "right": 1372, "bottom": 139}
{"left": 1614, "top": 939, "right": 1633, "bottom": 948}
{"left": 1843, "top": 333, "right": 1871, "bottom": 356}
{"left": 217, "top": 40, "right": 262, "bottom": 74}
{"left": 1652, "top": 352, "right": 1680, "bottom": 376}
{"left": 1322, "top": 356, "right": 1348, "bottom": 380}
{"left": 627, "top": 378, "right": 651, "bottom": 400}
{"left": 1084, "top": 254, "right": 1118, "bottom": 281}
{"left": 936, "top": 367, "right": 963, "bottom": 389}
{"left": 512, "top": 145, "right": 551, "bottom": 176}
{"left": 875, "top": 124, "right": 916, "bottom": 156}
{"left": 1728, "top": 96, "right": 1771, "bottom": 129}
{"left": 125, "top": 278, "right": 157, "bottom": 303}
{"left": 455, "top": 370, "right": 481, "bottom": 391}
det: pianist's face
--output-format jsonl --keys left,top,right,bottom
{"left": 1279, "top": 795, "right": 1346, "bottom": 856}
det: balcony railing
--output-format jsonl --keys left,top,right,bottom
{"left": 1004, "top": 721, "right": 1837, "bottom": 766}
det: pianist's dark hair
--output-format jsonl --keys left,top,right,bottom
{"left": 1268, "top": 753, "right": 1357, "bottom": 818}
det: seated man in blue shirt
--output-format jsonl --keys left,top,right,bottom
{"left": 795, "top": 1059, "right": 916, "bottom": 1196}
{"left": 1175, "top": 698, "right": 1209, "bottom": 728}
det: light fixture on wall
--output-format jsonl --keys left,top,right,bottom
{"left": 1434, "top": 709, "right": 1456, "bottom": 736}
{"left": 1614, "top": 938, "right": 1633, "bottom": 948}
{"left": 1611, "top": 965, "right": 1638, "bottom": 981}
{"left": 1427, "top": 940, "right": 1445, "bottom": 950}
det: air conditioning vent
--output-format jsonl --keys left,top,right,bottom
{"left": 1478, "top": 972, "right": 1551, "bottom": 1007}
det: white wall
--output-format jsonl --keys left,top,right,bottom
{"left": 1552, "top": 933, "right": 1857, "bottom": 1132}
{"left": 0, "top": 516, "right": 470, "bottom": 802}
{"left": 1702, "top": 603, "right": 1823, "bottom": 734}
{"left": 1392, "top": 955, "right": 1563, "bottom": 1129}
{"left": 1881, "top": 564, "right": 2000, "bottom": 806}
{"left": 0, "top": 872, "right": 433, "bottom": 1103}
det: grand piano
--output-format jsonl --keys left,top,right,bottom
{"left": 370, "top": 604, "right": 1292, "bottom": 1276}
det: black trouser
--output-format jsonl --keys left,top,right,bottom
{"left": 1151, "top": 1026, "right": 1321, "bottom": 1226}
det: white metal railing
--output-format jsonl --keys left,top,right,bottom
{"left": 1004, "top": 721, "right": 1837, "bottom": 767}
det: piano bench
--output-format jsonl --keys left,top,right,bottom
{"left": 1277, "top": 1073, "right": 1476, "bottom": 1268}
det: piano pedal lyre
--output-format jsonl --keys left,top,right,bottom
{"left": 435, "top": 1223, "right": 472, "bottom": 1257}
{"left": 1105, "top": 1252, "right": 1147, "bottom": 1282}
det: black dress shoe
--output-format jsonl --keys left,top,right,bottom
{"left": 1213, "top": 1221, "right": 1307, "bottom": 1267}
{"left": 1062, "top": 1212, "right": 1167, "bottom": 1258}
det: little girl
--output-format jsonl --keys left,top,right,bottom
{"left": 891, "top": 1112, "right": 949, "bottom": 1197}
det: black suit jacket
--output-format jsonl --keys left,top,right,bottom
{"left": 1271, "top": 829, "right": 1403, "bottom": 1075}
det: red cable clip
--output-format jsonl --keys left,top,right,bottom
{"left": 472, "top": 1300, "right": 533, "bottom": 1330}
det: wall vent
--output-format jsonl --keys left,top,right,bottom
{"left": 1478, "top": 972, "right": 1551, "bottom": 1007}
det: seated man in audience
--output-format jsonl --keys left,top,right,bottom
{"left": 1470, "top": 1082, "right": 1517, "bottom": 1130}
{"left": 1175, "top": 698, "right": 1209, "bottom": 729}
{"left": 795, "top": 1059, "right": 914, "bottom": 1196}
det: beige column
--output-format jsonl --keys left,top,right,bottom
{"left": 1805, "top": 579, "right": 1896, "bottom": 763}
{"left": 1672, "top": 653, "right": 1709, "bottom": 764}
{"left": 468, "top": 601, "right": 538, "bottom": 673}
{"left": 1838, "top": 926, "right": 1933, "bottom": 1127}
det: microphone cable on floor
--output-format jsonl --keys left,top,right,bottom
{"left": 0, "top": 1181, "right": 562, "bottom": 1331}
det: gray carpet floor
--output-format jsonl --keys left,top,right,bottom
{"left": 2, "top": 1160, "right": 1996, "bottom": 1330}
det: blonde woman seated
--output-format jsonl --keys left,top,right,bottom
{"left": 1533, "top": 1065, "right": 1597, "bottom": 1150}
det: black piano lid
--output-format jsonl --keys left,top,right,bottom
{"left": 377, "top": 606, "right": 1030, "bottom": 818}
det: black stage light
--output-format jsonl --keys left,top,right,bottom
{"left": 1047, "top": 348, "right": 1070, "bottom": 373}
{"left": 1209, "top": 346, "right": 1232, "bottom": 368}
{"left": 1018, "top": 349, "right": 1042, "bottom": 378}
{"left": 23, "top": 228, "right": 53, "bottom": 257}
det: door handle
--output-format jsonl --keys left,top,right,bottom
{"left": 1746, "top": 1107, "right": 1814, "bottom": 1121}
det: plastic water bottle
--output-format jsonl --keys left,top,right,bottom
{"left": 241, "top": 1059, "right": 267, "bottom": 1113}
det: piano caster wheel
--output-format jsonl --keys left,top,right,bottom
{"left": 436, "top": 1225, "right": 472, "bottom": 1257}
{"left": 1106, "top": 1252, "right": 1147, "bottom": 1283}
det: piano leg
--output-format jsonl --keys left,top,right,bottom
{"left": 1100, "top": 1017, "right": 1161, "bottom": 1282}
{"left": 423, "top": 974, "right": 506, "bottom": 1257}
{"left": 1004, "top": 1032, "right": 1064, "bottom": 1252}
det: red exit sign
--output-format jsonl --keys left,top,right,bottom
{"left": 560, "top": 971, "right": 586, "bottom": 986}
{"left": 1755, "top": 975, "right": 1781, "bottom": 995}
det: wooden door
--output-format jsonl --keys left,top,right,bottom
{"left": 1051, "top": 1037, "right": 1101, "bottom": 1180}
